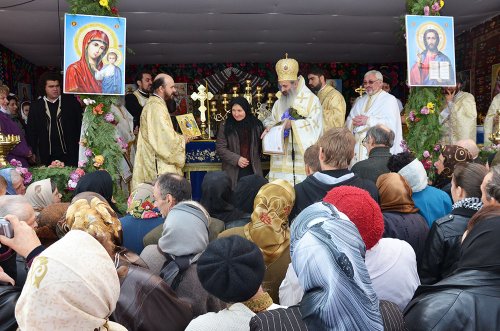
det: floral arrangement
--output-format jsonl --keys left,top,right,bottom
{"left": 400, "top": 0, "right": 447, "bottom": 178}
{"left": 127, "top": 196, "right": 161, "bottom": 219}
{"left": 8, "top": 159, "right": 33, "bottom": 185}
{"left": 280, "top": 107, "right": 306, "bottom": 138}
{"left": 79, "top": 95, "right": 124, "bottom": 181}
{"left": 67, "top": 168, "right": 86, "bottom": 191}
{"left": 48, "top": 160, "right": 65, "bottom": 168}
{"left": 68, "top": 0, "right": 120, "bottom": 17}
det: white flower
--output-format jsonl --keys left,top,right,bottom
{"left": 83, "top": 98, "right": 96, "bottom": 106}
{"left": 68, "top": 179, "right": 77, "bottom": 189}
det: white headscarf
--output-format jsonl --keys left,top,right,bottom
{"left": 398, "top": 159, "right": 428, "bottom": 193}
{"left": 15, "top": 230, "right": 126, "bottom": 331}
{"left": 25, "top": 179, "right": 53, "bottom": 214}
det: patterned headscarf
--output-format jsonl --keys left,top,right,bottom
{"left": 376, "top": 173, "right": 419, "bottom": 213}
{"left": 25, "top": 179, "right": 54, "bottom": 214}
{"left": 291, "top": 202, "right": 383, "bottom": 331}
{"left": 440, "top": 145, "right": 472, "bottom": 179}
{"left": 126, "top": 183, "right": 160, "bottom": 219}
{"left": 15, "top": 230, "right": 126, "bottom": 330}
{"left": 244, "top": 179, "right": 295, "bottom": 265}
{"left": 64, "top": 195, "right": 123, "bottom": 246}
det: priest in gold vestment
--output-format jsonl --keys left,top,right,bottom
{"left": 132, "top": 74, "right": 188, "bottom": 190}
{"left": 484, "top": 93, "right": 500, "bottom": 146}
{"left": 262, "top": 55, "right": 323, "bottom": 185}
{"left": 439, "top": 75, "right": 477, "bottom": 145}
{"left": 307, "top": 67, "right": 346, "bottom": 131}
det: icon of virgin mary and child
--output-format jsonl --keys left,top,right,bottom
{"left": 65, "top": 29, "right": 122, "bottom": 94}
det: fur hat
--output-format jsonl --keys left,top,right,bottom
{"left": 323, "top": 186, "right": 384, "bottom": 250}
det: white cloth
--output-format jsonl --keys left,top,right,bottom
{"left": 263, "top": 76, "right": 323, "bottom": 184}
{"left": 15, "top": 230, "right": 126, "bottom": 331}
{"left": 365, "top": 238, "right": 420, "bottom": 311}
{"left": 279, "top": 238, "right": 419, "bottom": 311}
{"left": 346, "top": 90, "right": 402, "bottom": 164}
{"left": 484, "top": 94, "right": 500, "bottom": 146}
{"left": 185, "top": 302, "right": 283, "bottom": 331}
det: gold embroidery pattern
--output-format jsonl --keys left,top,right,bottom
{"left": 30, "top": 256, "right": 49, "bottom": 289}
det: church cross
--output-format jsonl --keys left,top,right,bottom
{"left": 191, "top": 85, "right": 214, "bottom": 122}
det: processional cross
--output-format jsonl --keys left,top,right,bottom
{"left": 191, "top": 85, "right": 214, "bottom": 123}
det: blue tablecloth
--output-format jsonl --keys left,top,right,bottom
{"left": 184, "top": 140, "right": 220, "bottom": 201}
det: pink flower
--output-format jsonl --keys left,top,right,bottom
{"left": 75, "top": 168, "right": 85, "bottom": 177}
{"left": 434, "top": 144, "right": 441, "bottom": 152}
{"left": 420, "top": 107, "right": 430, "bottom": 115}
{"left": 104, "top": 112, "right": 115, "bottom": 123}
{"left": 78, "top": 161, "right": 87, "bottom": 168}
{"left": 423, "top": 150, "right": 430, "bottom": 158}
{"left": 432, "top": 2, "right": 441, "bottom": 11}
{"left": 84, "top": 148, "right": 93, "bottom": 157}
{"left": 409, "top": 111, "right": 416, "bottom": 122}
{"left": 423, "top": 160, "right": 432, "bottom": 170}
{"left": 9, "top": 159, "right": 22, "bottom": 167}
{"left": 424, "top": 6, "right": 430, "bottom": 15}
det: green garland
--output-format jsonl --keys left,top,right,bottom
{"left": 403, "top": 0, "right": 446, "bottom": 178}
{"left": 64, "top": 0, "right": 126, "bottom": 212}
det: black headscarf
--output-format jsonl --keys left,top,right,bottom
{"left": 458, "top": 216, "right": 500, "bottom": 273}
{"left": 200, "top": 171, "right": 246, "bottom": 223}
{"left": 232, "top": 175, "right": 268, "bottom": 214}
{"left": 73, "top": 170, "right": 121, "bottom": 215}
{"left": 224, "top": 96, "right": 263, "bottom": 138}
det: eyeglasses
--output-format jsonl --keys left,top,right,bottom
{"left": 363, "top": 80, "right": 381, "bottom": 86}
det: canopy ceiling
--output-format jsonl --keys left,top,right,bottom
{"left": 0, "top": 0, "right": 498, "bottom": 66}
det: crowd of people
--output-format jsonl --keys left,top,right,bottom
{"left": 0, "top": 53, "right": 500, "bottom": 330}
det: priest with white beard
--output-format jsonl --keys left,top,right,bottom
{"left": 346, "top": 70, "right": 402, "bottom": 165}
{"left": 261, "top": 54, "right": 323, "bottom": 185}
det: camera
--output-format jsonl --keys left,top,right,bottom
{"left": 0, "top": 217, "right": 14, "bottom": 238}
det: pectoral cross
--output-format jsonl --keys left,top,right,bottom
{"left": 355, "top": 85, "right": 366, "bottom": 96}
{"left": 191, "top": 85, "right": 213, "bottom": 122}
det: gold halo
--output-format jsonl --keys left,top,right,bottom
{"left": 73, "top": 22, "right": 119, "bottom": 59}
{"left": 415, "top": 21, "right": 447, "bottom": 52}
{"left": 102, "top": 47, "right": 123, "bottom": 66}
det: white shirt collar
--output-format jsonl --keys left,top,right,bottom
{"left": 44, "top": 96, "right": 60, "bottom": 103}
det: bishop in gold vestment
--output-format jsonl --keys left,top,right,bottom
{"left": 132, "top": 74, "right": 186, "bottom": 190}
{"left": 263, "top": 55, "right": 323, "bottom": 185}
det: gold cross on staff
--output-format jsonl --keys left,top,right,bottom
{"left": 190, "top": 85, "right": 213, "bottom": 122}
{"left": 355, "top": 85, "right": 366, "bottom": 96}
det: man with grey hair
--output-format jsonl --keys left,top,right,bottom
{"left": 351, "top": 124, "right": 395, "bottom": 183}
{"left": 346, "top": 70, "right": 402, "bottom": 164}
{"left": 0, "top": 195, "right": 38, "bottom": 284}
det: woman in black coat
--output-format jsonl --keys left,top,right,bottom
{"left": 419, "top": 163, "right": 488, "bottom": 285}
{"left": 404, "top": 206, "right": 500, "bottom": 330}
{"left": 216, "top": 97, "right": 264, "bottom": 189}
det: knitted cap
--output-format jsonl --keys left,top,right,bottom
{"left": 323, "top": 186, "right": 384, "bottom": 250}
{"left": 197, "top": 235, "right": 265, "bottom": 303}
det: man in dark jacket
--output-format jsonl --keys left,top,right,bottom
{"left": 351, "top": 124, "right": 394, "bottom": 183}
{"left": 27, "top": 72, "right": 82, "bottom": 166}
{"left": 289, "top": 128, "right": 379, "bottom": 221}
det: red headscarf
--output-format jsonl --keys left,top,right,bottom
{"left": 65, "top": 30, "right": 110, "bottom": 93}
